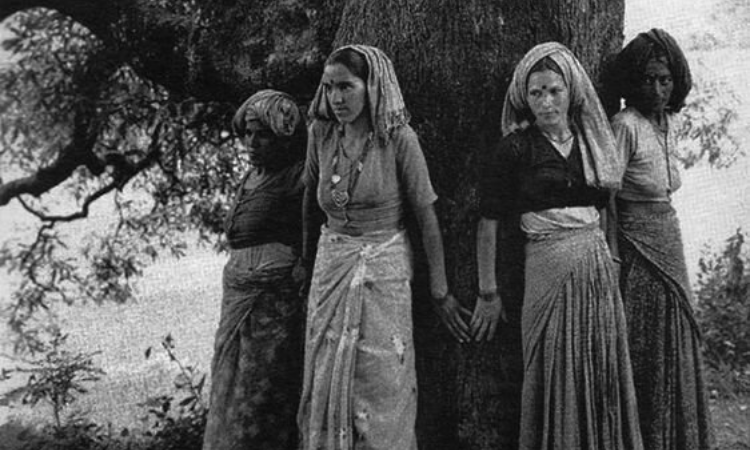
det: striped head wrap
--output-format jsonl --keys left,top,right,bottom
{"left": 501, "top": 42, "right": 621, "bottom": 189}
{"left": 232, "top": 89, "right": 303, "bottom": 137}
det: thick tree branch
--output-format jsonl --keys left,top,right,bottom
{"left": 0, "top": 116, "right": 100, "bottom": 206}
{"left": 1, "top": 0, "right": 344, "bottom": 102}
{"left": 17, "top": 183, "right": 118, "bottom": 222}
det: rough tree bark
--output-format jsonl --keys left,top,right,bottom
{"left": 0, "top": 1, "right": 624, "bottom": 448}
{"left": 333, "top": 1, "right": 624, "bottom": 448}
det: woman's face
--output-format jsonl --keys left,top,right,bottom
{"left": 243, "top": 120, "right": 277, "bottom": 167}
{"left": 634, "top": 58, "right": 673, "bottom": 117}
{"left": 526, "top": 69, "right": 570, "bottom": 132}
{"left": 321, "top": 63, "right": 368, "bottom": 124}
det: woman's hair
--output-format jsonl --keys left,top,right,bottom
{"left": 527, "top": 56, "right": 564, "bottom": 83}
{"left": 326, "top": 47, "right": 370, "bottom": 82}
{"left": 612, "top": 29, "right": 692, "bottom": 113}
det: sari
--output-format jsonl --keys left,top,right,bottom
{"left": 519, "top": 224, "right": 643, "bottom": 450}
{"left": 202, "top": 250, "right": 303, "bottom": 450}
{"left": 618, "top": 202, "right": 714, "bottom": 450}
{"left": 298, "top": 227, "right": 417, "bottom": 450}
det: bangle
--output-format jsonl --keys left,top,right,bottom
{"left": 479, "top": 287, "right": 498, "bottom": 297}
{"left": 431, "top": 291, "right": 450, "bottom": 303}
{"left": 478, "top": 289, "right": 499, "bottom": 302}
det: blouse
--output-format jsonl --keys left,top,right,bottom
{"left": 612, "top": 106, "right": 682, "bottom": 203}
{"left": 224, "top": 161, "right": 304, "bottom": 250}
{"left": 304, "top": 121, "right": 437, "bottom": 234}
{"left": 479, "top": 126, "right": 609, "bottom": 220}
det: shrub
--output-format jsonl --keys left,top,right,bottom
{"left": 695, "top": 229, "right": 750, "bottom": 395}
{"left": 139, "top": 334, "right": 208, "bottom": 450}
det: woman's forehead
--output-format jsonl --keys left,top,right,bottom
{"left": 323, "top": 63, "right": 360, "bottom": 82}
{"left": 644, "top": 57, "right": 671, "bottom": 74}
{"left": 527, "top": 70, "right": 567, "bottom": 89}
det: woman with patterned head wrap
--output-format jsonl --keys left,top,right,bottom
{"left": 297, "top": 44, "right": 467, "bottom": 450}
{"left": 609, "top": 29, "right": 714, "bottom": 450}
{"left": 475, "top": 42, "right": 643, "bottom": 450}
{"left": 202, "top": 89, "right": 306, "bottom": 450}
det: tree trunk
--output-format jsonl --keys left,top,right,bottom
{"left": 334, "top": 1, "right": 623, "bottom": 448}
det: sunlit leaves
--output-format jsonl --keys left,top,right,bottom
{"left": 675, "top": 74, "right": 742, "bottom": 169}
{"left": 1, "top": 8, "right": 245, "bottom": 350}
{"left": 4, "top": 330, "right": 105, "bottom": 428}
{"left": 695, "top": 229, "right": 750, "bottom": 393}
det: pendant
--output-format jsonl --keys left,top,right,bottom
{"left": 331, "top": 174, "right": 342, "bottom": 185}
{"left": 331, "top": 189, "right": 350, "bottom": 209}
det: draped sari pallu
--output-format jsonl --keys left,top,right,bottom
{"left": 520, "top": 226, "right": 643, "bottom": 450}
{"left": 617, "top": 203, "right": 714, "bottom": 450}
{"left": 203, "top": 260, "right": 302, "bottom": 450}
{"left": 299, "top": 227, "right": 418, "bottom": 450}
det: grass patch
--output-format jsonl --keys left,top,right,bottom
{"left": 712, "top": 394, "right": 750, "bottom": 449}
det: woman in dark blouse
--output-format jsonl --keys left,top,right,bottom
{"left": 202, "top": 90, "right": 305, "bottom": 450}
{"left": 474, "top": 42, "right": 643, "bottom": 450}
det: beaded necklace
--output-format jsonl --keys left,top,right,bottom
{"left": 330, "top": 131, "right": 373, "bottom": 211}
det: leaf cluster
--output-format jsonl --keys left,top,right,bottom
{"left": 1, "top": 9, "right": 249, "bottom": 350}
{"left": 696, "top": 229, "right": 750, "bottom": 395}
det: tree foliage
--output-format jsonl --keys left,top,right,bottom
{"left": 696, "top": 229, "right": 750, "bottom": 393}
{"left": 0, "top": 8, "right": 249, "bottom": 352}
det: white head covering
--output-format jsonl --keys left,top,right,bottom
{"left": 502, "top": 42, "right": 621, "bottom": 189}
{"left": 309, "top": 44, "right": 410, "bottom": 145}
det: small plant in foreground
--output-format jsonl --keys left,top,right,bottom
{"left": 139, "top": 333, "right": 207, "bottom": 450}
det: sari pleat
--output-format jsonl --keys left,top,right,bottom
{"left": 618, "top": 204, "right": 714, "bottom": 450}
{"left": 520, "top": 226, "right": 643, "bottom": 450}
{"left": 202, "top": 257, "right": 302, "bottom": 450}
{"left": 298, "top": 227, "right": 417, "bottom": 450}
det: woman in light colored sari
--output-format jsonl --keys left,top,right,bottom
{"left": 297, "top": 44, "right": 468, "bottom": 450}
{"left": 474, "top": 42, "right": 643, "bottom": 450}
{"left": 202, "top": 89, "right": 305, "bottom": 450}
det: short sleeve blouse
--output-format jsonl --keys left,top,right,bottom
{"left": 611, "top": 107, "right": 682, "bottom": 202}
{"left": 304, "top": 121, "right": 438, "bottom": 233}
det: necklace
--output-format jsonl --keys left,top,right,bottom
{"left": 542, "top": 131, "right": 574, "bottom": 144}
{"left": 330, "top": 131, "right": 372, "bottom": 210}
{"left": 653, "top": 115, "right": 673, "bottom": 194}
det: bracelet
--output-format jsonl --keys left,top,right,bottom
{"left": 431, "top": 291, "right": 450, "bottom": 303}
{"left": 479, "top": 287, "right": 498, "bottom": 297}
{"left": 612, "top": 256, "right": 622, "bottom": 265}
{"left": 478, "top": 289, "right": 499, "bottom": 302}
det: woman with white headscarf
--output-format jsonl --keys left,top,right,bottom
{"left": 474, "top": 42, "right": 643, "bottom": 450}
{"left": 202, "top": 89, "right": 306, "bottom": 450}
{"left": 297, "top": 44, "right": 467, "bottom": 450}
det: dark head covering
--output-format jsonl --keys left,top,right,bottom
{"left": 612, "top": 28, "right": 692, "bottom": 113}
{"left": 502, "top": 42, "right": 621, "bottom": 189}
{"left": 309, "top": 44, "right": 410, "bottom": 146}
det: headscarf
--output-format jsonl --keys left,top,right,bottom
{"left": 501, "top": 42, "right": 621, "bottom": 189}
{"left": 309, "top": 44, "right": 410, "bottom": 145}
{"left": 613, "top": 28, "right": 692, "bottom": 113}
{"left": 232, "top": 89, "right": 303, "bottom": 137}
